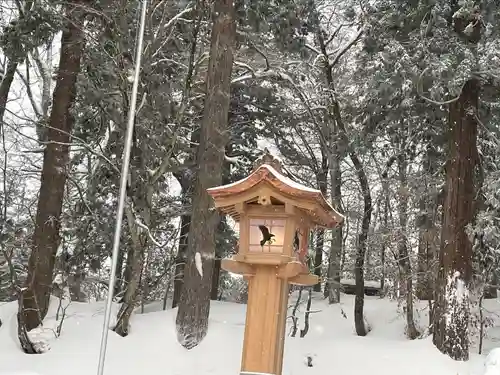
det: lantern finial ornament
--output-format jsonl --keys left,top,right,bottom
{"left": 253, "top": 148, "right": 283, "bottom": 173}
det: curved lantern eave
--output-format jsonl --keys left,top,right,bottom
{"left": 207, "top": 163, "right": 344, "bottom": 228}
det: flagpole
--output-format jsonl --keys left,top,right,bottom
{"left": 96, "top": 0, "right": 148, "bottom": 374}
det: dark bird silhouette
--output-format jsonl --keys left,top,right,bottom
{"left": 259, "top": 225, "right": 275, "bottom": 246}
{"left": 293, "top": 230, "right": 300, "bottom": 252}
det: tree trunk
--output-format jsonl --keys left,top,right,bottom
{"left": 172, "top": 210, "right": 190, "bottom": 308}
{"left": 114, "top": 218, "right": 145, "bottom": 336}
{"left": 211, "top": 258, "right": 221, "bottom": 300}
{"left": 325, "top": 143, "right": 342, "bottom": 303}
{"left": 331, "top": 90, "right": 370, "bottom": 335}
{"left": 432, "top": 79, "right": 479, "bottom": 361}
{"left": 0, "top": 1, "right": 33, "bottom": 167}
{"left": 0, "top": 60, "right": 18, "bottom": 126}
{"left": 484, "top": 272, "right": 498, "bottom": 299}
{"left": 416, "top": 147, "right": 438, "bottom": 300}
{"left": 175, "top": 0, "right": 236, "bottom": 349}
{"left": 432, "top": 7, "right": 481, "bottom": 360}
{"left": 210, "top": 218, "right": 226, "bottom": 300}
{"left": 21, "top": 4, "right": 86, "bottom": 331}
{"left": 113, "top": 246, "right": 126, "bottom": 297}
{"left": 313, "top": 158, "right": 328, "bottom": 292}
{"left": 115, "top": 122, "right": 153, "bottom": 335}
{"left": 352, "top": 155, "right": 371, "bottom": 336}
{"left": 0, "top": 0, "right": 33, "bottom": 125}
{"left": 0, "top": 60, "right": 18, "bottom": 321}
{"left": 172, "top": 130, "right": 199, "bottom": 308}
{"left": 396, "top": 154, "right": 419, "bottom": 339}
{"left": 313, "top": 229, "right": 324, "bottom": 292}
{"left": 380, "top": 188, "right": 389, "bottom": 295}
{"left": 168, "top": 5, "right": 203, "bottom": 308}
{"left": 122, "top": 243, "right": 135, "bottom": 287}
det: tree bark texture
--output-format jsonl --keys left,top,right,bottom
{"left": 325, "top": 145, "right": 342, "bottom": 303}
{"left": 115, "top": 99, "right": 157, "bottom": 335}
{"left": 175, "top": 0, "right": 236, "bottom": 349}
{"left": 432, "top": 79, "right": 479, "bottom": 361}
{"left": 0, "top": 60, "right": 18, "bottom": 127}
{"left": 0, "top": 0, "right": 33, "bottom": 131}
{"left": 211, "top": 217, "right": 226, "bottom": 301}
{"left": 0, "top": 0, "right": 33, "bottom": 126}
{"left": 432, "top": 8, "right": 481, "bottom": 361}
{"left": 113, "top": 239, "right": 144, "bottom": 336}
{"left": 114, "top": 201, "right": 147, "bottom": 336}
{"left": 172, "top": 209, "right": 191, "bottom": 308}
{"left": 313, "top": 156, "right": 328, "bottom": 292}
{"left": 172, "top": 129, "right": 199, "bottom": 308}
{"left": 380, "top": 184, "right": 389, "bottom": 295}
{"left": 396, "top": 154, "right": 419, "bottom": 339}
{"left": 331, "top": 91, "right": 371, "bottom": 335}
{"left": 211, "top": 258, "right": 221, "bottom": 300}
{"left": 21, "top": 4, "right": 86, "bottom": 331}
{"left": 313, "top": 229, "right": 324, "bottom": 292}
{"left": 352, "top": 155, "right": 372, "bottom": 337}
{"left": 417, "top": 147, "right": 439, "bottom": 300}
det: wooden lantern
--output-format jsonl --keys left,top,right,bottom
{"left": 207, "top": 152, "right": 343, "bottom": 375}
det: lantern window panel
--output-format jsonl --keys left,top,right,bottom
{"left": 248, "top": 218, "right": 287, "bottom": 252}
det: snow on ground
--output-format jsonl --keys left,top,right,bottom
{"left": 484, "top": 348, "right": 500, "bottom": 375}
{"left": 0, "top": 293, "right": 499, "bottom": 375}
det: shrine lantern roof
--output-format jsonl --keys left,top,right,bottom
{"left": 207, "top": 151, "right": 344, "bottom": 228}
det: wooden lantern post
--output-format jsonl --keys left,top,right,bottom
{"left": 207, "top": 152, "right": 343, "bottom": 375}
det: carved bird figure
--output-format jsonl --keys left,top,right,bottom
{"left": 259, "top": 225, "right": 275, "bottom": 247}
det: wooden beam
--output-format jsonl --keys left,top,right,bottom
{"left": 288, "top": 273, "right": 319, "bottom": 286}
{"left": 235, "top": 253, "right": 291, "bottom": 265}
{"left": 276, "top": 261, "right": 303, "bottom": 279}
{"left": 221, "top": 258, "right": 255, "bottom": 276}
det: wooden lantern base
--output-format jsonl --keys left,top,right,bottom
{"left": 222, "top": 257, "right": 318, "bottom": 375}
{"left": 241, "top": 266, "right": 288, "bottom": 375}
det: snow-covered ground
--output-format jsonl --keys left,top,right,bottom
{"left": 0, "top": 293, "right": 498, "bottom": 375}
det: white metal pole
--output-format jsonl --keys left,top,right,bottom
{"left": 96, "top": 0, "right": 148, "bottom": 374}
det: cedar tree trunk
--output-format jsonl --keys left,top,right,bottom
{"left": 432, "top": 78, "right": 478, "bottom": 361}
{"left": 432, "top": 8, "right": 481, "bottom": 361}
{"left": 21, "top": 3, "right": 86, "bottom": 331}
{"left": 175, "top": 0, "right": 236, "bottom": 349}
